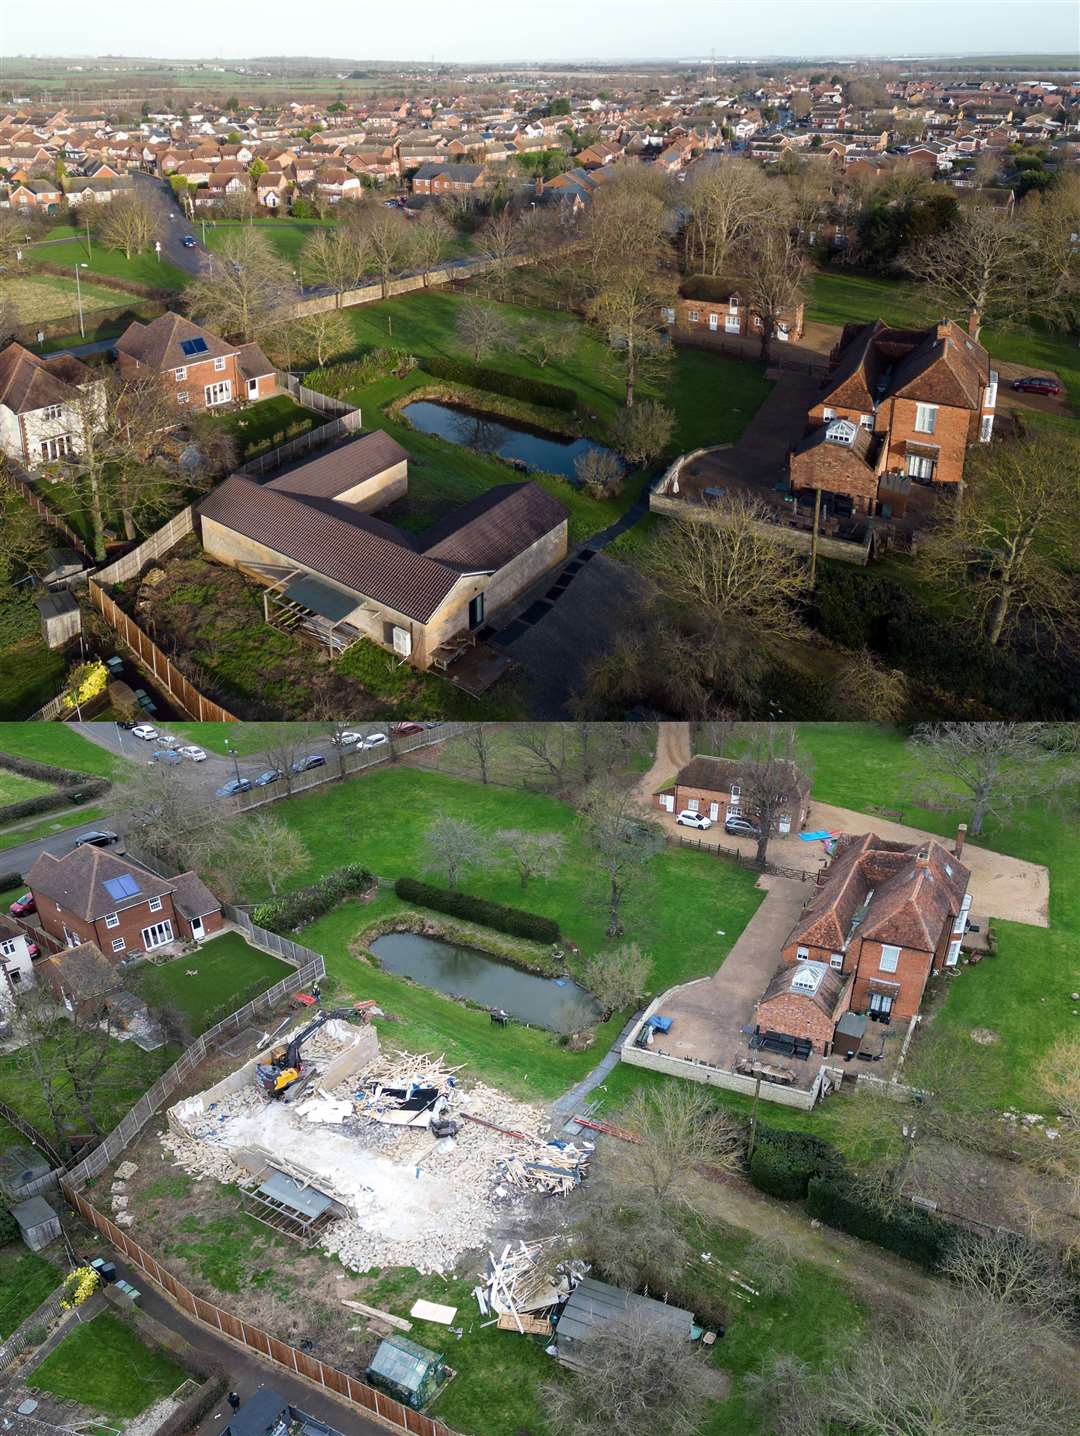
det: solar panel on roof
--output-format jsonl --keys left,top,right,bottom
{"left": 103, "top": 874, "right": 141, "bottom": 900}
{"left": 179, "top": 337, "right": 208, "bottom": 356}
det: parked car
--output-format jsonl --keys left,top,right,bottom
{"left": 8, "top": 893, "right": 35, "bottom": 918}
{"left": 676, "top": 809, "right": 712, "bottom": 830}
{"left": 1011, "top": 375, "right": 1062, "bottom": 397}
{"left": 216, "top": 778, "right": 253, "bottom": 797}
{"left": 131, "top": 724, "right": 158, "bottom": 740}
{"left": 291, "top": 755, "right": 327, "bottom": 773}
{"left": 724, "top": 815, "right": 761, "bottom": 838}
{"left": 156, "top": 734, "right": 180, "bottom": 746}
{"left": 392, "top": 722, "right": 424, "bottom": 736}
{"left": 179, "top": 746, "right": 207, "bottom": 762}
{"left": 24, "top": 938, "right": 39, "bottom": 959}
{"left": 356, "top": 732, "right": 389, "bottom": 751}
{"left": 73, "top": 830, "right": 120, "bottom": 848}
{"left": 181, "top": 235, "right": 197, "bottom": 248}
{"left": 151, "top": 749, "right": 183, "bottom": 764}
{"left": 254, "top": 768, "right": 283, "bottom": 787}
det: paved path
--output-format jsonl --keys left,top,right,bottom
{"left": 634, "top": 722, "right": 691, "bottom": 806}
{"left": 551, "top": 1010, "right": 643, "bottom": 1121}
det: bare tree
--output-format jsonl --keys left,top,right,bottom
{"left": 681, "top": 158, "right": 779, "bottom": 276}
{"left": 574, "top": 446, "right": 625, "bottom": 498}
{"left": 220, "top": 811, "right": 308, "bottom": 898}
{"left": 510, "top": 724, "right": 575, "bottom": 792}
{"left": 541, "top": 1308, "right": 716, "bottom": 1436}
{"left": 0, "top": 477, "right": 50, "bottom": 583}
{"left": 423, "top": 815, "right": 485, "bottom": 889}
{"left": 456, "top": 300, "right": 511, "bottom": 362}
{"left": 94, "top": 189, "right": 158, "bottom": 259}
{"left": 941, "top": 1228, "right": 1080, "bottom": 1331}
{"left": 410, "top": 208, "right": 455, "bottom": 286}
{"left": 566, "top": 1173, "right": 692, "bottom": 1292}
{"left": 831, "top": 648, "right": 909, "bottom": 720}
{"left": 118, "top": 761, "right": 231, "bottom": 876}
{"left": 1025, "top": 172, "right": 1080, "bottom": 330}
{"left": 290, "top": 307, "right": 352, "bottom": 367}
{"left": 259, "top": 723, "right": 315, "bottom": 796}
{"left": 0, "top": 211, "right": 26, "bottom": 271}
{"left": 360, "top": 203, "right": 414, "bottom": 299}
{"left": 458, "top": 725, "right": 495, "bottom": 783}
{"left": 518, "top": 316, "right": 575, "bottom": 370}
{"left": 301, "top": 223, "right": 373, "bottom": 294}
{"left": 910, "top": 721, "right": 1069, "bottom": 836}
{"left": 475, "top": 208, "right": 521, "bottom": 299}
{"left": 616, "top": 1081, "right": 744, "bottom": 1203}
{"left": 186, "top": 411, "right": 239, "bottom": 481}
{"left": 579, "top": 941, "right": 651, "bottom": 1015}
{"left": 737, "top": 723, "right": 812, "bottom": 866}
{"left": 0, "top": 288, "right": 19, "bottom": 347}
{"left": 917, "top": 429, "right": 1080, "bottom": 649}
{"left": 901, "top": 204, "right": 1041, "bottom": 338}
{"left": 740, "top": 225, "right": 806, "bottom": 366}
{"left": 586, "top": 269, "right": 672, "bottom": 409}
{"left": 186, "top": 227, "right": 294, "bottom": 341}
{"left": 609, "top": 399, "right": 674, "bottom": 466}
{"left": 577, "top": 775, "right": 662, "bottom": 937}
{"left": 496, "top": 829, "right": 566, "bottom": 889}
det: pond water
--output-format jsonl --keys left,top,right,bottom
{"left": 369, "top": 931, "right": 603, "bottom": 1033}
{"left": 401, "top": 399, "right": 618, "bottom": 483}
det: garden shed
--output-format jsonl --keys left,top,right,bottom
{"left": 552, "top": 1277, "right": 695, "bottom": 1368}
{"left": 11, "top": 1195, "right": 62, "bottom": 1252}
{"left": 365, "top": 1334, "right": 445, "bottom": 1411}
{"left": 0, "top": 1145, "right": 52, "bottom": 1197}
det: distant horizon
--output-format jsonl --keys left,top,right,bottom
{"left": 4, "top": 49, "right": 1080, "bottom": 65}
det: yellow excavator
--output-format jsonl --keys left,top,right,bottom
{"left": 255, "top": 1009, "right": 353, "bottom": 1100}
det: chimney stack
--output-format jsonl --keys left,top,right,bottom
{"left": 955, "top": 823, "right": 967, "bottom": 858}
{"left": 915, "top": 848, "right": 931, "bottom": 870}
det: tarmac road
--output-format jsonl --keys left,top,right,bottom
{"left": 129, "top": 170, "right": 211, "bottom": 278}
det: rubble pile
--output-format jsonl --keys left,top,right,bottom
{"left": 480, "top": 1239, "right": 589, "bottom": 1323}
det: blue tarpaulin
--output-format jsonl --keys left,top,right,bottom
{"left": 646, "top": 1014, "right": 673, "bottom": 1033}
{"left": 800, "top": 830, "right": 839, "bottom": 841}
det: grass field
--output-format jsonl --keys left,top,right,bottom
{"left": 133, "top": 932, "right": 292, "bottom": 1032}
{"left": 31, "top": 1312, "right": 186, "bottom": 1419}
{"left": 204, "top": 218, "right": 332, "bottom": 266}
{"left": 29, "top": 236, "right": 189, "bottom": 292}
{"left": 0, "top": 1246, "right": 60, "bottom": 1339}
{"left": 0, "top": 639, "right": 69, "bottom": 722}
{"left": 0, "top": 724, "right": 122, "bottom": 778}
{"left": 0, "top": 769, "right": 53, "bottom": 804}
{"left": 5, "top": 271, "right": 124, "bottom": 324}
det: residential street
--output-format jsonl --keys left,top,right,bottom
{"left": 129, "top": 170, "right": 211, "bottom": 277}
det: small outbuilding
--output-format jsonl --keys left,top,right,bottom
{"left": 365, "top": 1334, "right": 445, "bottom": 1411}
{"left": 0, "top": 1145, "right": 52, "bottom": 1198}
{"left": 11, "top": 1195, "right": 62, "bottom": 1252}
{"left": 35, "top": 589, "right": 81, "bottom": 649}
{"left": 553, "top": 1277, "right": 695, "bottom": 1369}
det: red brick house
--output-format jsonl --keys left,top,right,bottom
{"left": 791, "top": 318, "right": 997, "bottom": 512}
{"left": 115, "top": 312, "right": 276, "bottom": 413}
{"left": 663, "top": 285, "right": 806, "bottom": 345}
{"left": 655, "top": 755, "right": 811, "bottom": 833}
{"left": 411, "top": 161, "right": 487, "bottom": 195}
{"left": 25, "top": 846, "right": 223, "bottom": 960}
{"left": 753, "top": 834, "right": 972, "bottom": 1054}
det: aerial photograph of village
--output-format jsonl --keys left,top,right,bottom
{"left": 0, "top": 0, "right": 1077, "bottom": 1433}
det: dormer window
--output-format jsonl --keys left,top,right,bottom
{"left": 825, "top": 417, "right": 858, "bottom": 446}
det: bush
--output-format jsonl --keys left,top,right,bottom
{"left": 395, "top": 877, "right": 560, "bottom": 943}
{"left": 0, "top": 1206, "right": 18, "bottom": 1244}
{"left": 250, "top": 863, "right": 373, "bottom": 932}
{"left": 0, "top": 593, "right": 38, "bottom": 649}
{"left": 806, "top": 1176, "right": 956, "bottom": 1270}
{"left": 29, "top": 260, "right": 172, "bottom": 301}
{"left": 304, "top": 348, "right": 416, "bottom": 397}
{"left": 419, "top": 356, "right": 577, "bottom": 412}
{"left": 749, "top": 1127, "right": 842, "bottom": 1200}
{"left": 0, "top": 748, "right": 111, "bottom": 827}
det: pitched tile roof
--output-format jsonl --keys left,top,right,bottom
{"left": 265, "top": 430, "right": 409, "bottom": 501}
{"left": 170, "top": 871, "right": 221, "bottom": 920}
{"left": 418, "top": 482, "right": 567, "bottom": 572}
{"left": 669, "top": 754, "right": 811, "bottom": 802}
{"left": 0, "top": 341, "right": 94, "bottom": 415}
{"left": 235, "top": 341, "right": 274, "bottom": 381}
{"left": 820, "top": 319, "right": 989, "bottom": 413}
{"left": 759, "top": 960, "right": 850, "bottom": 1017}
{"left": 115, "top": 311, "right": 236, "bottom": 373}
{"left": 26, "top": 847, "right": 175, "bottom": 923}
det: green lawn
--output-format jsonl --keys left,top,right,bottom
{"left": 164, "top": 721, "right": 296, "bottom": 756}
{"left": 132, "top": 932, "right": 293, "bottom": 1033}
{"left": 29, "top": 237, "right": 189, "bottom": 293}
{"left": 204, "top": 219, "right": 332, "bottom": 267}
{"left": 30, "top": 1312, "right": 186, "bottom": 1419}
{"left": 4, "top": 271, "right": 125, "bottom": 324}
{"left": 215, "top": 392, "right": 330, "bottom": 457}
{"left": 0, "top": 725, "right": 123, "bottom": 778}
{"left": 0, "top": 1246, "right": 60, "bottom": 1339}
{"left": 0, "top": 769, "right": 53, "bottom": 804}
{"left": 0, "top": 639, "right": 68, "bottom": 721}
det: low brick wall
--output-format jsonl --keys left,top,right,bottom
{"left": 620, "top": 1041, "right": 827, "bottom": 1109}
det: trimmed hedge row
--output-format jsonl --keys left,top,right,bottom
{"left": 30, "top": 260, "right": 174, "bottom": 302}
{"left": 395, "top": 877, "right": 560, "bottom": 944}
{"left": 0, "top": 593, "right": 38, "bottom": 650}
{"left": 0, "top": 750, "right": 111, "bottom": 827}
{"left": 749, "top": 1125, "right": 844, "bottom": 1201}
{"left": 419, "top": 356, "right": 577, "bottom": 412}
{"left": 807, "top": 1176, "right": 956, "bottom": 1271}
{"left": 250, "top": 863, "right": 373, "bottom": 933}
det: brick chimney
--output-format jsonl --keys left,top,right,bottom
{"left": 915, "top": 848, "right": 931, "bottom": 870}
{"left": 535, "top": 175, "right": 544, "bottom": 197}
{"left": 936, "top": 319, "right": 951, "bottom": 342}
{"left": 955, "top": 823, "right": 968, "bottom": 858}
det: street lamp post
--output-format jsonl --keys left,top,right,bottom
{"left": 224, "top": 738, "right": 241, "bottom": 784}
{"left": 74, "top": 262, "right": 88, "bottom": 339}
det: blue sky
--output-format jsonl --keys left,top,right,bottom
{"left": 4, "top": 0, "right": 1078, "bottom": 64}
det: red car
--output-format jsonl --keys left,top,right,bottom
{"left": 1012, "top": 375, "right": 1062, "bottom": 397}
{"left": 391, "top": 722, "right": 424, "bottom": 735}
{"left": 8, "top": 892, "right": 35, "bottom": 918}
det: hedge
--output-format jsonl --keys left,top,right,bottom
{"left": 0, "top": 1207, "right": 18, "bottom": 1244}
{"left": 30, "top": 260, "right": 173, "bottom": 302}
{"left": 806, "top": 1176, "right": 956, "bottom": 1271}
{"left": 304, "top": 348, "right": 416, "bottom": 397}
{"left": 395, "top": 877, "right": 560, "bottom": 944}
{"left": 250, "top": 863, "right": 373, "bottom": 933}
{"left": 749, "top": 1124, "right": 844, "bottom": 1201}
{"left": 0, "top": 593, "right": 38, "bottom": 650}
{"left": 0, "top": 750, "right": 111, "bottom": 828}
{"left": 419, "top": 356, "right": 577, "bottom": 412}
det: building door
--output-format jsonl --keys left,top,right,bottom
{"left": 661, "top": 794, "right": 675, "bottom": 813}
{"left": 777, "top": 323, "right": 791, "bottom": 342}
{"left": 247, "top": 378, "right": 259, "bottom": 399}
{"left": 778, "top": 815, "right": 791, "bottom": 834}
{"left": 141, "top": 920, "right": 174, "bottom": 950}
{"left": 868, "top": 992, "right": 894, "bottom": 1022}
{"left": 190, "top": 916, "right": 205, "bottom": 941}
{"left": 708, "top": 312, "right": 719, "bottom": 331}
{"left": 945, "top": 938, "right": 962, "bottom": 967}
{"left": 204, "top": 380, "right": 232, "bottom": 407}
{"left": 468, "top": 592, "right": 485, "bottom": 630}
{"left": 708, "top": 802, "right": 719, "bottom": 821}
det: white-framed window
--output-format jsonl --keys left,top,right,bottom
{"left": 729, "top": 297, "right": 739, "bottom": 311}
{"left": 111, "top": 937, "right": 126, "bottom": 954}
{"left": 63, "top": 925, "right": 82, "bottom": 947}
{"left": 104, "top": 913, "right": 119, "bottom": 929}
{"left": 42, "top": 403, "right": 63, "bottom": 421}
{"left": 979, "top": 414, "right": 994, "bottom": 442}
{"left": 708, "top": 312, "right": 718, "bottom": 330}
{"left": 859, "top": 413, "right": 873, "bottom": 429}
{"left": 869, "top": 991, "right": 894, "bottom": 1016}
{"left": 725, "top": 312, "right": 741, "bottom": 333}
{"left": 728, "top": 803, "right": 741, "bottom": 816}
{"left": 985, "top": 370, "right": 998, "bottom": 408}
{"left": 879, "top": 944, "right": 901, "bottom": 973}
{"left": 0, "top": 939, "right": 17, "bottom": 958}
{"left": 204, "top": 380, "right": 231, "bottom": 406}
{"left": 953, "top": 893, "right": 973, "bottom": 935}
{"left": 213, "top": 355, "right": 227, "bottom": 372}
{"left": 796, "top": 945, "right": 810, "bottom": 961}
{"left": 829, "top": 953, "right": 843, "bottom": 970}
{"left": 907, "top": 452, "right": 936, "bottom": 480}
{"left": 914, "top": 402, "right": 938, "bottom": 434}
{"left": 141, "top": 919, "right": 174, "bottom": 950}
{"left": 175, "top": 366, "right": 187, "bottom": 381}
{"left": 822, "top": 406, "right": 836, "bottom": 420}
{"left": 687, "top": 308, "right": 701, "bottom": 322}
{"left": 662, "top": 307, "right": 675, "bottom": 325}
{"left": 148, "top": 897, "right": 163, "bottom": 913}
{"left": 39, "top": 434, "right": 72, "bottom": 461}
{"left": 177, "top": 392, "right": 189, "bottom": 404}
{"left": 686, "top": 798, "right": 700, "bottom": 812}
{"left": 730, "top": 784, "right": 741, "bottom": 798}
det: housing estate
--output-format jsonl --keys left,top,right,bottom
{"left": 0, "top": 341, "right": 101, "bottom": 466}
{"left": 114, "top": 311, "right": 277, "bottom": 413}
{"left": 655, "top": 755, "right": 811, "bottom": 834}
{"left": 789, "top": 318, "right": 997, "bottom": 515}
{"left": 25, "top": 845, "right": 223, "bottom": 958}
{"left": 198, "top": 429, "right": 569, "bottom": 671}
{"left": 753, "top": 834, "right": 972, "bottom": 1055}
